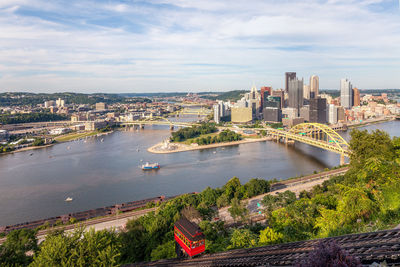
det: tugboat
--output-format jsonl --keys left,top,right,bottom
{"left": 142, "top": 162, "right": 160, "bottom": 170}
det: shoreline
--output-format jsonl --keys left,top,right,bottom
{"left": 0, "top": 144, "right": 54, "bottom": 156}
{"left": 147, "top": 137, "right": 273, "bottom": 154}
{"left": 347, "top": 116, "right": 394, "bottom": 128}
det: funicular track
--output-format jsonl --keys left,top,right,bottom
{"left": 130, "top": 228, "right": 400, "bottom": 266}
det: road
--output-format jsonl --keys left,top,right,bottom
{"left": 217, "top": 167, "right": 349, "bottom": 224}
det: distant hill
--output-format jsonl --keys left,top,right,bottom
{"left": 202, "top": 90, "right": 247, "bottom": 102}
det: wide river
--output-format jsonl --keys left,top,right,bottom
{"left": 0, "top": 119, "right": 399, "bottom": 225}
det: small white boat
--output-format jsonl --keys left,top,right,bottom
{"left": 142, "top": 162, "right": 160, "bottom": 170}
{"left": 101, "top": 138, "right": 104, "bottom": 142}
{"left": 67, "top": 146, "right": 71, "bottom": 150}
{"left": 213, "top": 151, "right": 217, "bottom": 154}
{"left": 65, "top": 197, "right": 73, "bottom": 202}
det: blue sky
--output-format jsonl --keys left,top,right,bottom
{"left": 0, "top": 0, "right": 399, "bottom": 93}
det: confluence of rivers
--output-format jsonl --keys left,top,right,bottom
{"left": 0, "top": 119, "right": 398, "bottom": 225}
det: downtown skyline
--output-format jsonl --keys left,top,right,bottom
{"left": 0, "top": 0, "right": 399, "bottom": 93}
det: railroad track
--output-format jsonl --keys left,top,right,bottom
{"left": 0, "top": 207, "right": 156, "bottom": 245}
{"left": 130, "top": 228, "right": 400, "bottom": 266}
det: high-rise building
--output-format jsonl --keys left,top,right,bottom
{"left": 285, "top": 72, "right": 296, "bottom": 93}
{"left": 272, "top": 89, "right": 285, "bottom": 109}
{"left": 303, "top": 85, "right": 310, "bottom": 99}
{"left": 309, "top": 97, "right": 327, "bottom": 124}
{"left": 340, "top": 78, "right": 353, "bottom": 109}
{"left": 310, "top": 75, "right": 319, "bottom": 98}
{"left": 260, "top": 86, "right": 272, "bottom": 109}
{"left": 263, "top": 107, "right": 282, "bottom": 122}
{"left": 288, "top": 78, "right": 304, "bottom": 116}
{"left": 213, "top": 101, "right": 231, "bottom": 123}
{"left": 353, "top": 87, "right": 360, "bottom": 107}
{"left": 328, "top": 104, "right": 338, "bottom": 124}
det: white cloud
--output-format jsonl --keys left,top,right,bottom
{"left": 0, "top": 0, "right": 399, "bottom": 92}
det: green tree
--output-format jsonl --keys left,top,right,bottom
{"left": 245, "top": 178, "right": 270, "bottom": 198}
{"left": 228, "top": 198, "right": 248, "bottom": 222}
{"left": 228, "top": 229, "right": 257, "bottom": 249}
{"left": 0, "top": 229, "right": 37, "bottom": 266}
{"left": 150, "top": 241, "right": 176, "bottom": 261}
{"left": 258, "top": 227, "right": 283, "bottom": 246}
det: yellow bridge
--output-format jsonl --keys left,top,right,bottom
{"left": 265, "top": 123, "right": 349, "bottom": 165}
{"left": 174, "top": 107, "right": 211, "bottom": 116}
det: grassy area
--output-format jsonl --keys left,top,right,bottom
{"left": 179, "top": 132, "right": 219, "bottom": 145}
{"left": 54, "top": 131, "right": 100, "bottom": 142}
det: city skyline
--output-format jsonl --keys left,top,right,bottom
{"left": 0, "top": 0, "right": 399, "bottom": 93}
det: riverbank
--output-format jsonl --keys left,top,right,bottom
{"left": 0, "top": 144, "right": 54, "bottom": 156}
{"left": 347, "top": 116, "right": 394, "bottom": 129}
{"left": 148, "top": 137, "right": 273, "bottom": 154}
{"left": 54, "top": 130, "right": 113, "bottom": 143}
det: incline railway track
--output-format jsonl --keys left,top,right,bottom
{"left": 130, "top": 229, "right": 400, "bottom": 266}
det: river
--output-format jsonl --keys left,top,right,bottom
{"left": 0, "top": 119, "right": 398, "bottom": 225}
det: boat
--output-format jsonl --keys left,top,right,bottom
{"left": 65, "top": 197, "right": 73, "bottom": 202}
{"left": 142, "top": 162, "right": 160, "bottom": 170}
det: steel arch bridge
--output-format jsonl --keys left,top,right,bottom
{"left": 267, "top": 123, "right": 350, "bottom": 163}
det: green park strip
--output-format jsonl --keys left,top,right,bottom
{"left": 54, "top": 131, "right": 100, "bottom": 142}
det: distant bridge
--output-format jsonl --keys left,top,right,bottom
{"left": 173, "top": 107, "right": 211, "bottom": 116}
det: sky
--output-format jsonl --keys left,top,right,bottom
{"left": 0, "top": 0, "right": 399, "bottom": 93}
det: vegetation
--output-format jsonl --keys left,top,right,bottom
{"left": 1, "top": 129, "right": 400, "bottom": 266}
{"left": 0, "top": 112, "right": 68, "bottom": 125}
{"left": 0, "top": 92, "right": 151, "bottom": 106}
{"left": 170, "top": 123, "right": 217, "bottom": 142}
{"left": 201, "top": 90, "right": 247, "bottom": 102}
{"left": 194, "top": 130, "right": 242, "bottom": 145}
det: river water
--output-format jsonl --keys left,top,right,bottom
{"left": 0, "top": 119, "right": 399, "bottom": 225}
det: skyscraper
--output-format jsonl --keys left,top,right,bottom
{"left": 285, "top": 72, "right": 296, "bottom": 93}
{"left": 310, "top": 75, "right": 319, "bottom": 98}
{"left": 260, "top": 86, "right": 272, "bottom": 109}
{"left": 272, "top": 89, "right": 285, "bottom": 109}
{"left": 303, "top": 84, "right": 310, "bottom": 99}
{"left": 340, "top": 78, "right": 353, "bottom": 109}
{"left": 288, "top": 78, "right": 304, "bottom": 116}
{"left": 353, "top": 87, "right": 360, "bottom": 107}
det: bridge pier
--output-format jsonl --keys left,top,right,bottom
{"left": 170, "top": 125, "right": 174, "bottom": 130}
{"left": 140, "top": 124, "right": 144, "bottom": 129}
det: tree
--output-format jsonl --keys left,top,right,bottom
{"left": 258, "top": 227, "right": 283, "bottom": 246}
{"left": 150, "top": 241, "right": 176, "bottom": 261}
{"left": 223, "top": 177, "right": 242, "bottom": 201}
{"left": 228, "top": 198, "right": 248, "bottom": 222}
{"left": 245, "top": 178, "right": 270, "bottom": 198}
{"left": 31, "top": 228, "right": 121, "bottom": 266}
{"left": 0, "top": 229, "right": 37, "bottom": 266}
{"left": 228, "top": 229, "right": 257, "bottom": 249}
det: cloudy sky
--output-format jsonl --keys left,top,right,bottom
{"left": 0, "top": 0, "right": 399, "bottom": 93}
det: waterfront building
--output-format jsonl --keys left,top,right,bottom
{"left": 288, "top": 78, "right": 304, "bottom": 116}
{"left": 282, "top": 117, "right": 304, "bottom": 127}
{"left": 310, "top": 75, "right": 319, "bottom": 98}
{"left": 282, "top": 107, "right": 298, "bottom": 120}
{"left": 231, "top": 107, "right": 253, "bottom": 123}
{"left": 337, "top": 106, "right": 346, "bottom": 122}
{"left": 328, "top": 104, "right": 338, "bottom": 124}
{"left": 285, "top": 72, "right": 296, "bottom": 93}
{"left": 353, "top": 87, "right": 360, "bottom": 107}
{"left": 340, "top": 78, "right": 353, "bottom": 109}
{"left": 213, "top": 100, "right": 231, "bottom": 124}
{"left": 263, "top": 107, "right": 282, "bottom": 123}
{"left": 0, "top": 130, "right": 9, "bottom": 142}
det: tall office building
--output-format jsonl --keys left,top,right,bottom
{"left": 340, "top": 78, "right": 353, "bottom": 109}
{"left": 353, "top": 87, "right": 360, "bottom": 107}
{"left": 288, "top": 78, "right": 304, "bottom": 116}
{"left": 272, "top": 89, "right": 285, "bottom": 109}
{"left": 328, "top": 104, "right": 338, "bottom": 124}
{"left": 309, "top": 97, "right": 327, "bottom": 124}
{"left": 310, "top": 75, "right": 319, "bottom": 98}
{"left": 285, "top": 72, "right": 296, "bottom": 93}
{"left": 303, "top": 85, "right": 311, "bottom": 99}
{"left": 260, "top": 86, "right": 272, "bottom": 109}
